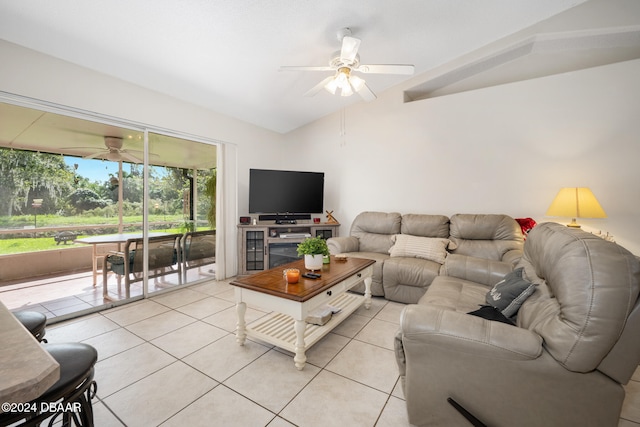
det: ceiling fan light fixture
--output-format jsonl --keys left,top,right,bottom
{"left": 340, "top": 83, "right": 354, "bottom": 97}
{"left": 324, "top": 78, "right": 339, "bottom": 94}
{"left": 349, "top": 74, "right": 366, "bottom": 92}
{"left": 336, "top": 68, "right": 349, "bottom": 84}
{"left": 323, "top": 67, "right": 362, "bottom": 97}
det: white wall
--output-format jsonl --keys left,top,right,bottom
{"left": 284, "top": 59, "right": 640, "bottom": 255}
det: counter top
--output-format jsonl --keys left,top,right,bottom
{"left": 0, "top": 301, "right": 59, "bottom": 406}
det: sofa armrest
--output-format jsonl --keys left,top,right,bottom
{"left": 327, "top": 236, "right": 360, "bottom": 254}
{"left": 398, "top": 304, "right": 542, "bottom": 360}
{"left": 443, "top": 253, "right": 513, "bottom": 287}
{"left": 501, "top": 249, "right": 523, "bottom": 267}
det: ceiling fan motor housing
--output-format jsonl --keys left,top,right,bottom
{"left": 330, "top": 52, "right": 359, "bottom": 68}
{"left": 104, "top": 136, "right": 124, "bottom": 150}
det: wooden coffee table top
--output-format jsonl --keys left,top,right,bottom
{"left": 231, "top": 256, "right": 375, "bottom": 303}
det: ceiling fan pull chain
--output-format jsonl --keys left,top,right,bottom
{"left": 340, "top": 107, "right": 346, "bottom": 147}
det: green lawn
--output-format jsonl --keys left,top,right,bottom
{"left": 0, "top": 213, "right": 201, "bottom": 255}
{"left": 0, "top": 226, "right": 192, "bottom": 255}
{"left": 0, "top": 236, "right": 79, "bottom": 253}
{"left": 0, "top": 213, "right": 184, "bottom": 228}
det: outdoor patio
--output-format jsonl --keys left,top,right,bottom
{"left": 0, "top": 266, "right": 216, "bottom": 322}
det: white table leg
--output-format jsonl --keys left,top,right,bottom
{"left": 364, "top": 276, "right": 372, "bottom": 309}
{"left": 294, "top": 319, "right": 307, "bottom": 370}
{"left": 91, "top": 244, "right": 98, "bottom": 286}
{"left": 236, "top": 302, "right": 247, "bottom": 345}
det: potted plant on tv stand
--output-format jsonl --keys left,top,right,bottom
{"left": 297, "top": 236, "right": 330, "bottom": 271}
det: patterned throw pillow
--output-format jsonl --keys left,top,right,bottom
{"left": 486, "top": 267, "right": 536, "bottom": 318}
{"left": 388, "top": 234, "right": 453, "bottom": 264}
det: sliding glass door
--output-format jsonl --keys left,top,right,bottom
{"left": 0, "top": 100, "right": 219, "bottom": 321}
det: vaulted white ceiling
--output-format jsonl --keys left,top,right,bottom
{"left": 0, "top": 0, "right": 590, "bottom": 134}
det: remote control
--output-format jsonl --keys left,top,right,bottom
{"left": 302, "top": 273, "right": 321, "bottom": 279}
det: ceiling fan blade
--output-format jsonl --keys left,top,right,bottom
{"left": 356, "top": 64, "right": 415, "bottom": 75}
{"left": 357, "top": 83, "right": 377, "bottom": 102}
{"left": 61, "top": 146, "right": 101, "bottom": 151}
{"left": 280, "top": 66, "right": 334, "bottom": 72}
{"left": 120, "top": 152, "right": 142, "bottom": 163}
{"left": 340, "top": 36, "right": 361, "bottom": 64}
{"left": 83, "top": 151, "right": 107, "bottom": 160}
{"left": 304, "top": 76, "right": 336, "bottom": 97}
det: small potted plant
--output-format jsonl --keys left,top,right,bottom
{"left": 297, "top": 236, "right": 330, "bottom": 271}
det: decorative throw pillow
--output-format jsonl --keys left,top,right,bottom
{"left": 468, "top": 305, "right": 515, "bottom": 325}
{"left": 388, "top": 234, "right": 453, "bottom": 264}
{"left": 485, "top": 267, "right": 536, "bottom": 318}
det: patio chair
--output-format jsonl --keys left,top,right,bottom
{"left": 181, "top": 229, "right": 216, "bottom": 281}
{"left": 102, "top": 234, "right": 183, "bottom": 299}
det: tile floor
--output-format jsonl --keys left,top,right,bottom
{"left": 39, "top": 279, "right": 640, "bottom": 426}
{"left": 0, "top": 266, "right": 214, "bottom": 321}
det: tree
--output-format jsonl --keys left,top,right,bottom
{"left": 202, "top": 169, "right": 216, "bottom": 228}
{"left": 68, "top": 188, "right": 111, "bottom": 213}
{"left": 0, "top": 148, "right": 74, "bottom": 216}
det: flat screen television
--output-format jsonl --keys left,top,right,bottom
{"left": 249, "top": 169, "right": 324, "bottom": 215}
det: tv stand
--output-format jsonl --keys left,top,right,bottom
{"left": 237, "top": 222, "right": 340, "bottom": 275}
{"left": 275, "top": 218, "right": 297, "bottom": 225}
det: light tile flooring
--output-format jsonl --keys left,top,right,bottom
{"left": 0, "top": 267, "right": 214, "bottom": 321}
{"left": 35, "top": 279, "right": 640, "bottom": 426}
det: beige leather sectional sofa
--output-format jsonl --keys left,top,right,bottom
{"left": 331, "top": 212, "right": 640, "bottom": 425}
{"left": 327, "top": 212, "right": 524, "bottom": 304}
{"left": 395, "top": 221, "right": 640, "bottom": 426}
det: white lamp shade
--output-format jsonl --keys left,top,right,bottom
{"left": 546, "top": 187, "right": 607, "bottom": 220}
{"left": 324, "top": 78, "right": 339, "bottom": 94}
{"left": 340, "top": 83, "right": 354, "bottom": 97}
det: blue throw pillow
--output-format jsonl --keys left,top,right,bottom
{"left": 486, "top": 268, "right": 536, "bottom": 318}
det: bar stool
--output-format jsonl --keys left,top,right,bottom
{"left": 0, "top": 342, "right": 98, "bottom": 427}
{"left": 13, "top": 310, "right": 48, "bottom": 343}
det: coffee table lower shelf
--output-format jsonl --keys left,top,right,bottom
{"left": 246, "top": 292, "right": 363, "bottom": 354}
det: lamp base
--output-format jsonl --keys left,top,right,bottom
{"left": 567, "top": 218, "right": 581, "bottom": 228}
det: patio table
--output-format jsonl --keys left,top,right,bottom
{"left": 76, "top": 232, "right": 172, "bottom": 286}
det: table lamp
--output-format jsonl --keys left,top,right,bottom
{"left": 546, "top": 187, "right": 606, "bottom": 228}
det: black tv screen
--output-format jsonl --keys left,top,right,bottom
{"left": 249, "top": 169, "right": 324, "bottom": 214}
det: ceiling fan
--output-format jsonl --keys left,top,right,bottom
{"left": 65, "top": 136, "right": 147, "bottom": 163}
{"left": 281, "top": 28, "right": 415, "bottom": 101}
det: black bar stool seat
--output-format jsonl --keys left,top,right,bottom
{"left": 13, "top": 310, "right": 48, "bottom": 343}
{"left": 0, "top": 342, "right": 98, "bottom": 427}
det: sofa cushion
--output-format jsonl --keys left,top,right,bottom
{"left": 388, "top": 235, "right": 453, "bottom": 264}
{"left": 383, "top": 257, "right": 441, "bottom": 303}
{"left": 418, "top": 276, "right": 489, "bottom": 313}
{"left": 485, "top": 268, "right": 536, "bottom": 318}
{"left": 449, "top": 214, "right": 524, "bottom": 261}
{"left": 400, "top": 214, "right": 450, "bottom": 238}
{"left": 350, "top": 211, "right": 401, "bottom": 254}
{"left": 442, "top": 254, "right": 513, "bottom": 287}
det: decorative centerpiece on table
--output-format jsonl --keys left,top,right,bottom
{"left": 297, "top": 236, "right": 330, "bottom": 271}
